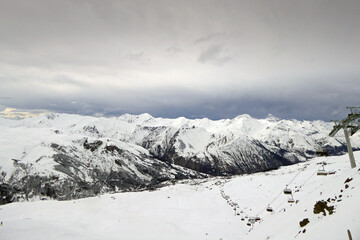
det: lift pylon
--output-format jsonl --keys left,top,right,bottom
{"left": 329, "top": 107, "right": 360, "bottom": 168}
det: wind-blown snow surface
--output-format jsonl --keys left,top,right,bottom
{"left": 1, "top": 152, "right": 359, "bottom": 240}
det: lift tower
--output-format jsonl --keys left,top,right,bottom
{"left": 329, "top": 107, "right": 360, "bottom": 168}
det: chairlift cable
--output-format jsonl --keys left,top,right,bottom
{"left": 273, "top": 198, "right": 288, "bottom": 212}
{"left": 268, "top": 191, "right": 283, "bottom": 205}
{"left": 257, "top": 164, "right": 309, "bottom": 217}
{"left": 254, "top": 165, "right": 307, "bottom": 217}
{"left": 287, "top": 165, "right": 306, "bottom": 186}
{"left": 255, "top": 205, "right": 269, "bottom": 216}
{"left": 299, "top": 166, "right": 322, "bottom": 188}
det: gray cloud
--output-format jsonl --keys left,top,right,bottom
{"left": 52, "top": 75, "right": 86, "bottom": 87}
{"left": 166, "top": 46, "right": 183, "bottom": 55}
{"left": 198, "top": 44, "right": 232, "bottom": 66}
{"left": 194, "top": 32, "right": 228, "bottom": 44}
{"left": 0, "top": 0, "right": 360, "bottom": 121}
{"left": 1, "top": 74, "right": 358, "bottom": 121}
{"left": 124, "top": 51, "right": 150, "bottom": 64}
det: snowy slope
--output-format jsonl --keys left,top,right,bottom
{"left": 0, "top": 112, "right": 359, "bottom": 201}
{"left": 0, "top": 151, "right": 359, "bottom": 240}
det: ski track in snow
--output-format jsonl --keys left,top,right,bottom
{"left": 0, "top": 152, "right": 359, "bottom": 240}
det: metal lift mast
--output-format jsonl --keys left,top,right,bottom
{"left": 329, "top": 107, "right": 360, "bottom": 168}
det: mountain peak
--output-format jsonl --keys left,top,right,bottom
{"left": 234, "top": 114, "right": 252, "bottom": 120}
{"left": 266, "top": 113, "right": 280, "bottom": 122}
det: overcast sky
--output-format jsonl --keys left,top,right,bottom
{"left": 0, "top": 0, "right": 359, "bottom": 120}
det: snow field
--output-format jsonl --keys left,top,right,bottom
{"left": 1, "top": 152, "right": 359, "bottom": 240}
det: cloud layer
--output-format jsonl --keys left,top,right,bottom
{"left": 1, "top": 0, "right": 359, "bottom": 120}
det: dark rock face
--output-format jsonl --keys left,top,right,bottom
{"left": 299, "top": 218, "right": 310, "bottom": 227}
{"left": 160, "top": 147, "right": 220, "bottom": 175}
{"left": 2, "top": 139, "right": 207, "bottom": 203}
{"left": 313, "top": 200, "right": 335, "bottom": 216}
{"left": 83, "top": 139, "right": 103, "bottom": 152}
{"left": 154, "top": 138, "right": 294, "bottom": 176}
{"left": 0, "top": 184, "right": 15, "bottom": 204}
{"left": 104, "top": 145, "right": 123, "bottom": 155}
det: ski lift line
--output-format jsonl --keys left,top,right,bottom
{"left": 254, "top": 166, "right": 308, "bottom": 216}
{"left": 287, "top": 166, "right": 307, "bottom": 186}
{"left": 225, "top": 159, "right": 336, "bottom": 220}
{"left": 301, "top": 166, "right": 320, "bottom": 186}
{"left": 268, "top": 191, "right": 283, "bottom": 205}
{"left": 256, "top": 185, "right": 294, "bottom": 215}
{"left": 255, "top": 205, "right": 270, "bottom": 216}
{"left": 273, "top": 198, "right": 289, "bottom": 212}
{"left": 254, "top": 165, "right": 310, "bottom": 217}
{"left": 257, "top": 189, "right": 292, "bottom": 216}
{"left": 299, "top": 166, "right": 323, "bottom": 188}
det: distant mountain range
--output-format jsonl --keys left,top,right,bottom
{"left": 0, "top": 113, "right": 359, "bottom": 203}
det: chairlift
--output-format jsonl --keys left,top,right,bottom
{"left": 266, "top": 205, "right": 273, "bottom": 212}
{"left": 288, "top": 195, "right": 295, "bottom": 203}
{"left": 283, "top": 185, "right": 292, "bottom": 195}
{"left": 317, "top": 169, "right": 328, "bottom": 176}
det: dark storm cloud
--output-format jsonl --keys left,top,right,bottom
{"left": 2, "top": 75, "right": 358, "bottom": 121}
{"left": 0, "top": 0, "right": 360, "bottom": 120}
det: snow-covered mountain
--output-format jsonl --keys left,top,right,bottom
{"left": 1, "top": 151, "right": 359, "bottom": 239}
{"left": 0, "top": 112, "right": 359, "bottom": 202}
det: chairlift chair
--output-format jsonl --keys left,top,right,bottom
{"left": 266, "top": 205, "right": 273, "bottom": 212}
{"left": 317, "top": 169, "right": 328, "bottom": 176}
{"left": 288, "top": 195, "right": 295, "bottom": 203}
{"left": 283, "top": 185, "right": 292, "bottom": 195}
{"left": 316, "top": 162, "right": 329, "bottom": 176}
{"left": 255, "top": 216, "right": 261, "bottom": 221}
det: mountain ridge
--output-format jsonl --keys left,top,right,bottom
{"left": 0, "top": 112, "right": 359, "bottom": 203}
